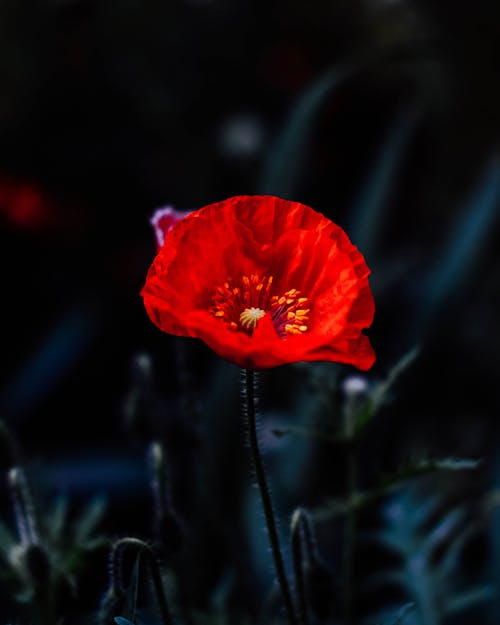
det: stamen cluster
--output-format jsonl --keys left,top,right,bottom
{"left": 211, "top": 274, "right": 310, "bottom": 337}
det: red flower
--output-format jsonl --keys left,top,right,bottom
{"left": 141, "top": 195, "right": 375, "bottom": 370}
{"left": 0, "top": 175, "right": 52, "bottom": 230}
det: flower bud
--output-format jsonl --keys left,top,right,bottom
{"left": 8, "top": 466, "right": 39, "bottom": 545}
{"left": 341, "top": 375, "right": 369, "bottom": 398}
{"left": 9, "top": 542, "right": 51, "bottom": 587}
{"left": 341, "top": 375, "right": 370, "bottom": 437}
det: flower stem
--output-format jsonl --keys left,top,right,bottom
{"left": 111, "top": 537, "right": 175, "bottom": 625}
{"left": 242, "top": 369, "right": 297, "bottom": 625}
{"left": 343, "top": 441, "right": 358, "bottom": 625}
{"left": 291, "top": 508, "right": 312, "bottom": 625}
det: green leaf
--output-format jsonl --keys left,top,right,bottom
{"left": 73, "top": 496, "right": 107, "bottom": 544}
{"left": 445, "top": 585, "right": 496, "bottom": 615}
{"left": 115, "top": 617, "right": 136, "bottom": 625}
{"left": 311, "top": 496, "right": 349, "bottom": 523}
{"left": 271, "top": 424, "right": 342, "bottom": 443}
{"left": 45, "top": 496, "right": 68, "bottom": 543}
{"left": 370, "top": 346, "right": 419, "bottom": 413}
{"left": 377, "top": 457, "right": 482, "bottom": 491}
{"left": 348, "top": 106, "right": 419, "bottom": 258}
{"left": 311, "top": 456, "right": 480, "bottom": 522}
{"left": 422, "top": 157, "right": 500, "bottom": 326}
{"left": 350, "top": 346, "right": 420, "bottom": 436}
{"left": 258, "top": 63, "right": 357, "bottom": 196}
{"left": 385, "top": 602, "right": 415, "bottom": 625}
{"left": 0, "top": 519, "right": 16, "bottom": 554}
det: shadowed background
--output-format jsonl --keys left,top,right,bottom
{"left": 0, "top": 1, "right": 499, "bottom": 623}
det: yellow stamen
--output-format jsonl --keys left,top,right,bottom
{"left": 211, "top": 274, "right": 310, "bottom": 337}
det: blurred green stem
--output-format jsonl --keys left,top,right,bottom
{"left": 343, "top": 445, "right": 357, "bottom": 625}
{"left": 291, "top": 508, "right": 313, "bottom": 625}
{"left": 34, "top": 583, "right": 56, "bottom": 625}
{"left": 242, "top": 369, "right": 298, "bottom": 625}
{"left": 342, "top": 404, "right": 358, "bottom": 625}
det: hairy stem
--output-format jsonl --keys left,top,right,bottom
{"left": 112, "top": 537, "right": 175, "bottom": 625}
{"left": 8, "top": 467, "right": 39, "bottom": 545}
{"left": 242, "top": 368, "right": 297, "bottom": 625}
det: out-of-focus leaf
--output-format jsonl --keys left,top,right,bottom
{"left": 422, "top": 155, "right": 500, "bottom": 325}
{"left": 115, "top": 617, "right": 136, "bottom": 625}
{"left": 14, "top": 586, "right": 35, "bottom": 604}
{"left": 353, "top": 402, "right": 376, "bottom": 436}
{"left": 377, "top": 457, "right": 482, "bottom": 491}
{"left": 387, "top": 602, "right": 415, "bottom": 625}
{"left": 0, "top": 520, "right": 15, "bottom": 552}
{"left": 0, "top": 300, "right": 101, "bottom": 419}
{"left": 363, "top": 602, "right": 415, "bottom": 625}
{"left": 271, "top": 424, "right": 341, "bottom": 443}
{"left": 275, "top": 348, "right": 420, "bottom": 444}
{"left": 73, "top": 496, "right": 107, "bottom": 544}
{"left": 348, "top": 107, "right": 420, "bottom": 258}
{"left": 361, "top": 483, "right": 485, "bottom": 625}
{"left": 422, "top": 507, "right": 466, "bottom": 558}
{"left": 210, "top": 568, "right": 235, "bottom": 611}
{"left": 371, "top": 602, "right": 416, "bottom": 625}
{"left": 312, "top": 456, "right": 480, "bottom": 524}
{"left": 367, "top": 346, "right": 419, "bottom": 416}
{"left": 445, "top": 585, "right": 496, "bottom": 616}
{"left": 438, "top": 523, "right": 482, "bottom": 579}
{"left": 354, "top": 346, "right": 420, "bottom": 434}
{"left": 44, "top": 496, "right": 68, "bottom": 544}
{"left": 311, "top": 496, "right": 350, "bottom": 522}
{"left": 258, "top": 63, "right": 356, "bottom": 197}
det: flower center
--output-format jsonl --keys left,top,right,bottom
{"left": 240, "top": 307, "right": 266, "bottom": 330}
{"left": 211, "top": 274, "right": 310, "bottom": 337}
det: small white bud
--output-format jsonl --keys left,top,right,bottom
{"left": 342, "top": 375, "right": 368, "bottom": 396}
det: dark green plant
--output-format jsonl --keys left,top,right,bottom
{"left": 99, "top": 537, "right": 174, "bottom": 625}
{"left": 0, "top": 421, "right": 108, "bottom": 625}
{"left": 359, "top": 481, "right": 492, "bottom": 625}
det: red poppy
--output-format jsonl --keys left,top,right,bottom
{"left": 141, "top": 195, "right": 375, "bottom": 370}
{"left": 0, "top": 173, "right": 86, "bottom": 235}
{"left": 0, "top": 175, "right": 53, "bottom": 230}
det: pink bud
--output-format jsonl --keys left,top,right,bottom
{"left": 149, "top": 206, "right": 191, "bottom": 250}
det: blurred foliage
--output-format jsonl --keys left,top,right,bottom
{"left": 359, "top": 481, "right": 493, "bottom": 625}
{"left": 0, "top": 425, "right": 108, "bottom": 624}
{"left": 0, "top": 0, "right": 499, "bottom": 624}
{"left": 0, "top": 346, "right": 495, "bottom": 624}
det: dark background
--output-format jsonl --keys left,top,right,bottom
{"left": 0, "top": 0, "right": 499, "bottom": 622}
